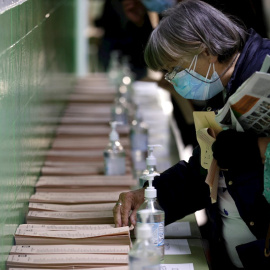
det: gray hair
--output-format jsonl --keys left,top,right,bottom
{"left": 144, "top": 0, "right": 247, "bottom": 71}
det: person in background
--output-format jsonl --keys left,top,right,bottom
{"left": 113, "top": 1, "right": 270, "bottom": 269}
{"left": 94, "top": 0, "right": 152, "bottom": 80}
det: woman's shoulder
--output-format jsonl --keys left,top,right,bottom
{"left": 226, "top": 29, "right": 270, "bottom": 97}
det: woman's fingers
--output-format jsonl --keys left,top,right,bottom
{"left": 113, "top": 188, "right": 145, "bottom": 227}
{"left": 129, "top": 206, "right": 138, "bottom": 226}
{"left": 120, "top": 192, "right": 133, "bottom": 227}
{"left": 113, "top": 202, "right": 123, "bottom": 228}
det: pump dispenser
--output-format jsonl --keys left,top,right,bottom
{"left": 103, "top": 122, "right": 126, "bottom": 175}
{"left": 129, "top": 210, "right": 161, "bottom": 270}
{"left": 137, "top": 173, "right": 165, "bottom": 260}
{"left": 130, "top": 109, "right": 148, "bottom": 152}
{"left": 139, "top": 145, "right": 161, "bottom": 187}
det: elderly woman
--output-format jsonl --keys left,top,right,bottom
{"left": 114, "top": 0, "right": 270, "bottom": 269}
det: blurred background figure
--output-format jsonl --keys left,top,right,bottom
{"left": 93, "top": 0, "right": 152, "bottom": 80}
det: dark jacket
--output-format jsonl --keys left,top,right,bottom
{"left": 206, "top": 29, "right": 270, "bottom": 111}
{"left": 153, "top": 29, "right": 270, "bottom": 266}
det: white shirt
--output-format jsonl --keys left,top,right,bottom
{"left": 218, "top": 175, "right": 257, "bottom": 268}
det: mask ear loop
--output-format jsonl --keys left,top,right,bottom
{"left": 188, "top": 55, "right": 198, "bottom": 71}
{"left": 205, "top": 63, "right": 213, "bottom": 81}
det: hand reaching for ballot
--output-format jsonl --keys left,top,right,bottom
{"left": 113, "top": 188, "right": 145, "bottom": 227}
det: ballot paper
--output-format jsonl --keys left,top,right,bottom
{"left": 67, "top": 92, "right": 116, "bottom": 103}
{"left": 15, "top": 226, "right": 131, "bottom": 246}
{"left": 6, "top": 254, "right": 128, "bottom": 268}
{"left": 35, "top": 175, "right": 136, "bottom": 192}
{"left": 193, "top": 111, "right": 222, "bottom": 203}
{"left": 10, "top": 244, "right": 130, "bottom": 254}
{"left": 28, "top": 202, "right": 115, "bottom": 212}
{"left": 45, "top": 149, "right": 105, "bottom": 162}
{"left": 26, "top": 210, "right": 114, "bottom": 224}
{"left": 56, "top": 125, "right": 130, "bottom": 137}
{"left": 51, "top": 137, "right": 130, "bottom": 149}
{"left": 29, "top": 192, "right": 121, "bottom": 204}
{"left": 63, "top": 104, "right": 112, "bottom": 116}
{"left": 8, "top": 267, "right": 129, "bottom": 270}
{"left": 45, "top": 149, "right": 131, "bottom": 163}
{"left": 164, "top": 239, "right": 191, "bottom": 255}
{"left": 60, "top": 115, "right": 111, "bottom": 125}
{"left": 17, "top": 224, "right": 115, "bottom": 231}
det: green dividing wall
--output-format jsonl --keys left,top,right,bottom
{"left": 0, "top": 0, "right": 76, "bottom": 267}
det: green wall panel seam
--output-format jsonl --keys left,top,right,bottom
{"left": 0, "top": 0, "right": 65, "bottom": 59}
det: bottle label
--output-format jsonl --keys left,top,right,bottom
{"left": 138, "top": 221, "right": 164, "bottom": 247}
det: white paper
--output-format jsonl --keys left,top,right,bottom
{"left": 161, "top": 264, "right": 194, "bottom": 270}
{"left": 164, "top": 222, "right": 191, "bottom": 237}
{"left": 164, "top": 239, "right": 191, "bottom": 255}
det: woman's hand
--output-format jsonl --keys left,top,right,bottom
{"left": 113, "top": 188, "right": 145, "bottom": 227}
{"left": 211, "top": 129, "right": 262, "bottom": 169}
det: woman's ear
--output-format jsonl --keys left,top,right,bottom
{"left": 203, "top": 49, "right": 218, "bottom": 63}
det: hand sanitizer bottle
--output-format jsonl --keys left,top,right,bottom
{"left": 108, "top": 50, "right": 123, "bottom": 87}
{"left": 129, "top": 209, "right": 161, "bottom": 270}
{"left": 139, "top": 145, "right": 161, "bottom": 187}
{"left": 130, "top": 110, "right": 148, "bottom": 153}
{"left": 120, "top": 56, "right": 135, "bottom": 103}
{"left": 137, "top": 173, "right": 165, "bottom": 260}
{"left": 104, "top": 121, "right": 126, "bottom": 175}
{"left": 111, "top": 93, "right": 129, "bottom": 125}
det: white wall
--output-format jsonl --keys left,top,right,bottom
{"left": 76, "top": 0, "right": 89, "bottom": 76}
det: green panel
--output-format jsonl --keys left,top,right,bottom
{"left": 0, "top": 0, "right": 76, "bottom": 268}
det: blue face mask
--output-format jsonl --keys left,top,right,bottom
{"left": 167, "top": 55, "right": 224, "bottom": 100}
{"left": 141, "top": 0, "right": 176, "bottom": 13}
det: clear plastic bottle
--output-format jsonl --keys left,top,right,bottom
{"left": 137, "top": 173, "right": 165, "bottom": 260}
{"left": 108, "top": 50, "right": 123, "bottom": 87}
{"left": 139, "top": 145, "right": 161, "bottom": 187}
{"left": 120, "top": 56, "right": 135, "bottom": 103}
{"left": 130, "top": 110, "right": 148, "bottom": 153}
{"left": 111, "top": 94, "right": 129, "bottom": 125}
{"left": 103, "top": 121, "right": 126, "bottom": 175}
{"left": 129, "top": 209, "right": 161, "bottom": 270}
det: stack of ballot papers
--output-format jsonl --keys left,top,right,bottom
{"left": 14, "top": 224, "right": 132, "bottom": 245}
{"left": 41, "top": 160, "right": 132, "bottom": 176}
{"left": 7, "top": 244, "right": 129, "bottom": 269}
{"left": 35, "top": 175, "right": 137, "bottom": 192}
{"left": 7, "top": 267, "right": 128, "bottom": 270}
{"left": 51, "top": 137, "right": 130, "bottom": 150}
{"left": 27, "top": 190, "right": 123, "bottom": 224}
{"left": 56, "top": 124, "right": 130, "bottom": 138}
{"left": 26, "top": 210, "right": 114, "bottom": 225}
{"left": 29, "top": 191, "right": 121, "bottom": 204}
{"left": 28, "top": 202, "right": 116, "bottom": 212}
{"left": 6, "top": 75, "right": 139, "bottom": 269}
